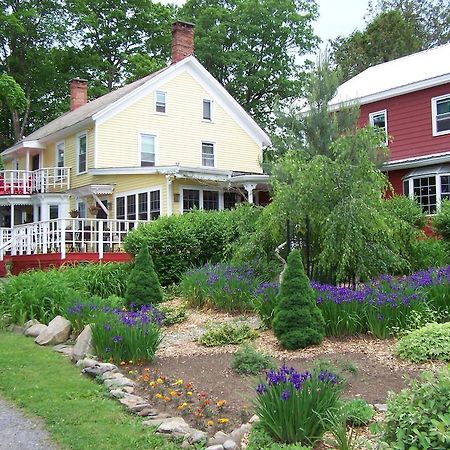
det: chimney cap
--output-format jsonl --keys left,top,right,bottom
{"left": 69, "top": 78, "right": 88, "bottom": 84}
{"left": 172, "top": 20, "right": 195, "bottom": 29}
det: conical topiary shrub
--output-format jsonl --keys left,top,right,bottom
{"left": 272, "top": 249, "right": 325, "bottom": 349}
{"left": 125, "top": 245, "right": 163, "bottom": 307}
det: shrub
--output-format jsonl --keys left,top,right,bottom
{"left": 198, "top": 322, "right": 258, "bottom": 347}
{"left": 410, "top": 238, "right": 450, "bottom": 271}
{"left": 382, "top": 366, "right": 450, "bottom": 449}
{"left": 252, "top": 281, "right": 280, "bottom": 328}
{"left": 247, "top": 424, "right": 312, "bottom": 450}
{"left": 272, "top": 250, "right": 325, "bottom": 349}
{"left": 159, "top": 304, "right": 187, "bottom": 326}
{"left": 89, "top": 304, "right": 164, "bottom": 362}
{"left": 395, "top": 322, "right": 450, "bottom": 362}
{"left": 433, "top": 199, "right": 450, "bottom": 239}
{"left": 342, "top": 399, "right": 375, "bottom": 426}
{"left": 125, "top": 246, "right": 163, "bottom": 307}
{"left": 231, "top": 344, "right": 276, "bottom": 375}
{"left": 254, "top": 365, "right": 342, "bottom": 445}
{"left": 123, "top": 206, "right": 262, "bottom": 285}
{"left": 383, "top": 195, "right": 426, "bottom": 228}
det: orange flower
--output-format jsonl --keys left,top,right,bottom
{"left": 144, "top": 368, "right": 150, "bottom": 372}
{"left": 169, "top": 390, "right": 177, "bottom": 397}
{"left": 216, "top": 400, "right": 226, "bottom": 408}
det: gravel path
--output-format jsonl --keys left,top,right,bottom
{"left": 0, "top": 397, "right": 58, "bottom": 450}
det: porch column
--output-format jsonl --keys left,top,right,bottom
{"left": 33, "top": 204, "right": 39, "bottom": 223}
{"left": 10, "top": 204, "right": 15, "bottom": 226}
{"left": 243, "top": 183, "right": 257, "bottom": 204}
{"left": 166, "top": 175, "right": 173, "bottom": 216}
{"left": 25, "top": 150, "right": 30, "bottom": 172}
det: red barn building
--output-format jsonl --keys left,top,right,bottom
{"left": 330, "top": 43, "right": 450, "bottom": 214}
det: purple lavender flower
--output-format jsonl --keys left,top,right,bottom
{"left": 112, "top": 335, "right": 123, "bottom": 343}
{"left": 281, "top": 390, "right": 290, "bottom": 401}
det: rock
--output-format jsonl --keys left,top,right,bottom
{"left": 181, "top": 440, "right": 191, "bottom": 449}
{"left": 142, "top": 414, "right": 174, "bottom": 428}
{"left": 35, "top": 315, "right": 71, "bottom": 345}
{"left": 83, "top": 363, "right": 118, "bottom": 377}
{"left": 8, "top": 325, "right": 25, "bottom": 334}
{"left": 71, "top": 325, "right": 93, "bottom": 362}
{"left": 248, "top": 415, "right": 259, "bottom": 424}
{"left": 137, "top": 408, "right": 159, "bottom": 417}
{"left": 24, "top": 319, "right": 40, "bottom": 330}
{"left": 103, "top": 377, "right": 135, "bottom": 389}
{"left": 122, "top": 386, "right": 134, "bottom": 394}
{"left": 206, "top": 446, "right": 224, "bottom": 450}
{"left": 76, "top": 358, "right": 98, "bottom": 369}
{"left": 53, "top": 344, "right": 74, "bottom": 357}
{"left": 157, "top": 417, "right": 190, "bottom": 435}
{"left": 208, "top": 431, "right": 231, "bottom": 446}
{"left": 109, "top": 389, "right": 126, "bottom": 399}
{"left": 24, "top": 323, "right": 47, "bottom": 338}
{"left": 128, "top": 403, "right": 152, "bottom": 413}
{"left": 223, "top": 440, "right": 238, "bottom": 450}
{"left": 101, "top": 371, "right": 124, "bottom": 381}
{"left": 374, "top": 403, "right": 388, "bottom": 412}
{"left": 230, "top": 423, "right": 251, "bottom": 445}
{"left": 187, "top": 428, "right": 207, "bottom": 444}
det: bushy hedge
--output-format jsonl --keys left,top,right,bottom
{"left": 123, "top": 206, "right": 262, "bottom": 285}
{"left": 433, "top": 199, "right": 450, "bottom": 239}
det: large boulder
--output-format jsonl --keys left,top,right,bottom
{"left": 24, "top": 323, "right": 47, "bottom": 338}
{"left": 71, "top": 325, "right": 93, "bottom": 362}
{"left": 35, "top": 316, "right": 71, "bottom": 346}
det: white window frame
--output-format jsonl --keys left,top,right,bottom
{"left": 138, "top": 132, "right": 158, "bottom": 167}
{"left": 180, "top": 185, "right": 224, "bottom": 213}
{"left": 76, "top": 131, "right": 88, "bottom": 175}
{"left": 431, "top": 94, "right": 450, "bottom": 137}
{"left": 403, "top": 171, "right": 450, "bottom": 214}
{"left": 77, "top": 201, "right": 86, "bottom": 218}
{"left": 369, "top": 109, "right": 388, "bottom": 144}
{"left": 56, "top": 140, "right": 65, "bottom": 168}
{"left": 202, "top": 98, "right": 213, "bottom": 122}
{"left": 154, "top": 90, "right": 167, "bottom": 115}
{"left": 201, "top": 141, "right": 216, "bottom": 168}
{"left": 114, "top": 186, "right": 162, "bottom": 221}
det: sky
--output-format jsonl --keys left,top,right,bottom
{"left": 159, "top": 0, "right": 370, "bottom": 45}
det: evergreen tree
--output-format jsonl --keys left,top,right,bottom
{"left": 272, "top": 249, "right": 325, "bottom": 349}
{"left": 125, "top": 245, "right": 163, "bottom": 307}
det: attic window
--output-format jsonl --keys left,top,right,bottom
{"left": 203, "top": 99, "right": 212, "bottom": 121}
{"left": 155, "top": 91, "right": 167, "bottom": 114}
{"left": 432, "top": 94, "right": 450, "bottom": 136}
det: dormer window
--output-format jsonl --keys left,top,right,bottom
{"left": 432, "top": 94, "right": 450, "bottom": 136}
{"left": 369, "top": 110, "right": 387, "bottom": 143}
{"left": 203, "top": 99, "right": 212, "bottom": 121}
{"left": 155, "top": 91, "right": 167, "bottom": 114}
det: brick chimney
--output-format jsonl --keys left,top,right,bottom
{"left": 69, "top": 78, "right": 88, "bottom": 111}
{"left": 171, "top": 21, "right": 194, "bottom": 64}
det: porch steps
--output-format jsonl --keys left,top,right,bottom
{"left": 5, "top": 252, "right": 132, "bottom": 276}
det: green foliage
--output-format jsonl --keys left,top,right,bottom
{"left": 254, "top": 366, "right": 343, "bottom": 445}
{"left": 330, "top": 10, "right": 421, "bottom": 82}
{"left": 180, "top": 0, "right": 319, "bottom": 130}
{"left": 395, "top": 322, "right": 450, "bottom": 363}
{"left": 311, "top": 358, "right": 357, "bottom": 386}
{"left": 382, "top": 366, "right": 450, "bottom": 449}
{"left": 410, "top": 238, "right": 450, "bottom": 271}
{"left": 198, "top": 322, "right": 258, "bottom": 347}
{"left": 247, "top": 424, "right": 312, "bottom": 450}
{"left": 0, "top": 269, "right": 84, "bottom": 325}
{"left": 433, "top": 199, "right": 450, "bottom": 240}
{"left": 0, "top": 73, "right": 27, "bottom": 112}
{"left": 125, "top": 246, "right": 163, "bottom": 307}
{"left": 231, "top": 343, "right": 276, "bottom": 375}
{"left": 123, "top": 206, "right": 262, "bottom": 285}
{"left": 321, "top": 409, "right": 357, "bottom": 450}
{"left": 383, "top": 195, "right": 426, "bottom": 228}
{"left": 342, "top": 399, "right": 375, "bottom": 426}
{"left": 272, "top": 250, "right": 325, "bottom": 349}
{"left": 159, "top": 304, "right": 188, "bottom": 326}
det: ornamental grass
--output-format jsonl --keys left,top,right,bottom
{"left": 254, "top": 365, "right": 343, "bottom": 445}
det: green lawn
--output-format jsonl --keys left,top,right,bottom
{"left": 0, "top": 332, "right": 180, "bottom": 450}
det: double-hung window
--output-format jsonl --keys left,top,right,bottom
{"left": 140, "top": 134, "right": 156, "bottom": 166}
{"left": 115, "top": 189, "right": 160, "bottom": 222}
{"left": 155, "top": 91, "right": 167, "bottom": 114}
{"left": 182, "top": 188, "right": 221, "bottom": 212}
{"left": 203, "top": 99, "right": 212, "bottom": 121}
{"left": 369, "top": 110, "right": 388, "bottom": 143}
{"left": 77, "top": 133, "right": 87, "bottom": 174}
{"left": 201, "top": 142, "right": 215, "bottom": 167}
{"left": 183, "top": 189, "right": 200, "bottom": 211}
{"left": 432, "top": 94, "right": 450, "bottom": 135}
{"left": 56, "top": 141, "right": 65, "bottom": 168}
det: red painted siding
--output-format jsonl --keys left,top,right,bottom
{"left": 358, "top": 83, "right": 450, "bottom": 162}
{"left": 387, "top": 169, "right": 410, "bottom": 195}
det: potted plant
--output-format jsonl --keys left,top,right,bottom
{"left": 69, "top": 209, "right": 79, "bottom": 218}
{"left": 88, "top": 203, "right": 100, "bottom": 215}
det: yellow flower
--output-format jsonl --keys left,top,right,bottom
{"left": 164, "top": 396, "right": 171, "bottom": 401}
{"left": 128, "top": 360, "right": 133, "bottom": 364}
{"left": 217, "top": 418, "right": 229, "bottom": 424}
{"left": 149, "top": 381, "right": 156, "bottom": 388}
{"left": 216, "top": 400, "right": 226, "bottom": 408}
{"left": 177, "top": 402, "right": 188, "bottom": 410}
{"left": 120, "top": 361, "right": 126, "bottom": 366}
{"left": 156, "top": 378, "right": 164, "bottom": 384}
{"left": 174, "top": 378, "right": 183, "bottom": 385}
{"left": 169, "top": 390, "right": 177, "bottom": 396}
{"left": 206, "top": 420, "right": 214, "bottom": 427}
{"left": 155, "top": 393, "right": 164, "bottom": 399}
{"left": 128, "top": 370, "right": 133, "bottom": 374}
{"left": 186, "top": 391, "right": 193, "bottom": 396}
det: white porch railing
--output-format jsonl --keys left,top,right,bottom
{"left": 7, "top": 218, "right": 143, "bottom": 260}
{"left": 0, "top": 227, "right": 12, "bottom": 261}
{"left": 0, "top": 167, "right": 70, "bottom": 195}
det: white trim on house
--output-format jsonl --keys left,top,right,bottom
{"left": 369, "top": 109, "right": 388, "bottom": 144}
{"left": 138, "top": 131, "right": 158, "bottom": 167}
{"left": 383, "top": 150, "right": 450, "bottom": 171}
{"left": 431, "top": 93, "right": 450, "bottom": 137}
{"left": 55, "top": 140, "right": 65, "bottom": 167}
{"left": 179, "top": 184, "right": 223, "bottom": 213}
{"left": 2, "top": 140, "right": 46, "bottom": 159}
{"left": 75, "top": 131, "right": 88, "bottom": 175}
{"left": 114, "top": 185, "right": 162, "bottom": 220}
{"left": 154, "top": 90, "right": 168, "bottom": 115}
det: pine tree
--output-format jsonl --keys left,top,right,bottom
{"left": 272, "top": 249, "right": 325, "bottom": 349}
{"left": 125, "top": 245, "right": 163, "bottom": 307}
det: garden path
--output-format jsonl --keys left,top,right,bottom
{"left": 0, "top": 397, "right": 58, "bottom": 450}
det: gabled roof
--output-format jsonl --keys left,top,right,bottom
{"left": 4, "top": 56, "right": 270, "bottom": 156}
{"left": 329, "top": 43, "right": 450, "bottom": 107}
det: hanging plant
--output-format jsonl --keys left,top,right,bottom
{"left": 88, "top": 203, "right": 100, "bottom": 214}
